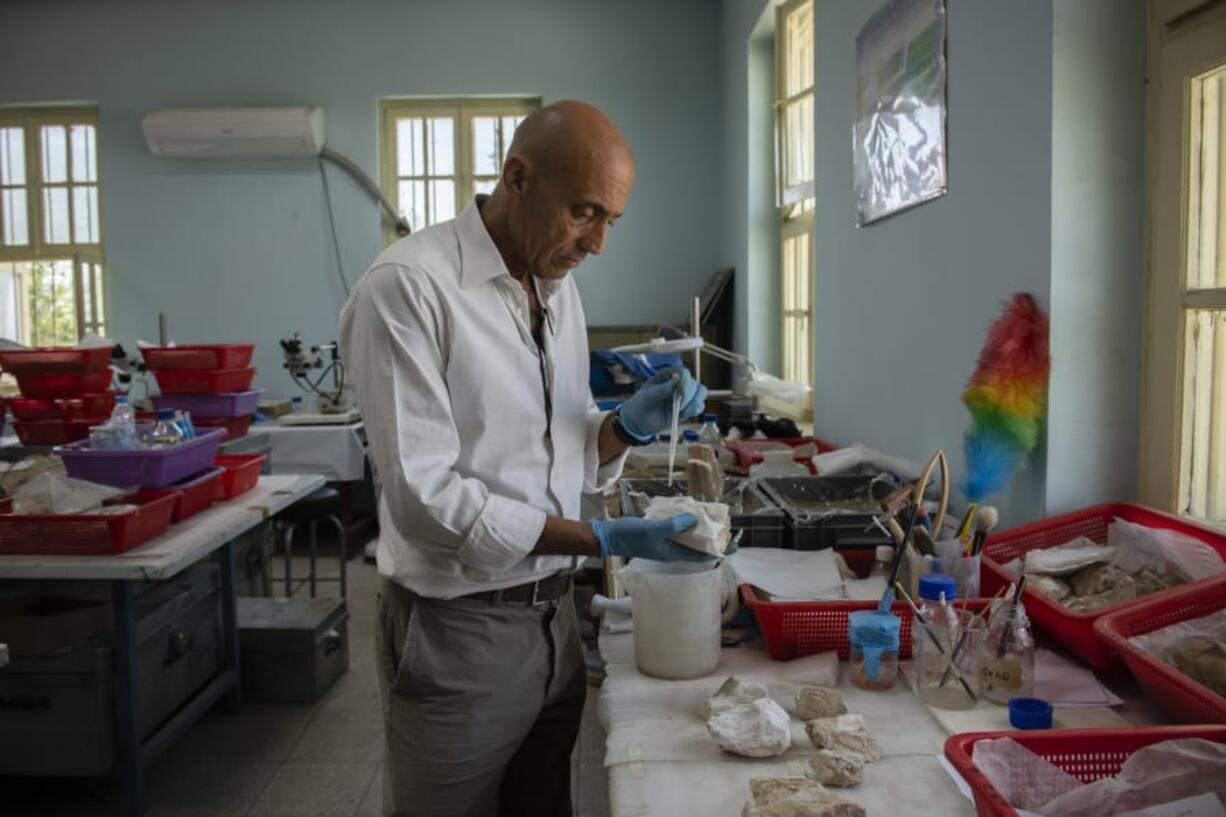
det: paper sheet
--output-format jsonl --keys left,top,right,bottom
{"left": 1034, "top": 648, "right": 1124, "bottom": 708}
{"left": 726, "top": 547, "right": 844, "bottom": 600}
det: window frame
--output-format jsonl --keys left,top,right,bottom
{"left": 378, "top": 97, "right": 539, "bottom": 245}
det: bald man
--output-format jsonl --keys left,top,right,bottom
{"left": 340, "top": 101, "right": 708, "bottom": 816}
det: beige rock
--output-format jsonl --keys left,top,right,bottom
{"left": 742, "top": 777, "right": 866, "bottom": 817}
{"left": 795, "top": 686, "right": 846, "bottom": 720}
{"left": 1027, "top": 573, "right": 1071, "bottom": 602}
{"left": 1065, "top": 575, "right": 1136, "bottom": 612}
{"left": 808, "top": 750, "right": 865, "bottom": 787}
{"left": 699, "top": 675, "right": 770, "bottom": 719}
{"left": 708, "top": 698, "right": 792, "bottom": 758}
{"left": 1068, "top": 563, "right": 1132, "bottom": 598}
{"left": 804, "top": 715, "right": 881, "bottom": 762}
{"left": 1132, "top": 564, "right": 1179, "bottom": 598}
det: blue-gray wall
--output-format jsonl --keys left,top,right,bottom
{"left": 0, "top": 0, "right": 724, "bottom": 394}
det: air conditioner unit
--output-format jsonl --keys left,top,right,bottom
{"left": 142, "top": 107, "right": 325, "bottom": 158}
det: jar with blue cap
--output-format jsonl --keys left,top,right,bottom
{"left": 913, "top": 573, "right": 979, "bottom": 709}
{"left": 848, "top": 609, "right": 901, "bottom": 690}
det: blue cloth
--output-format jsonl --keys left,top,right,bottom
{"left": 849, "top": 609, "right": 901, "bottom": 682}
{"left": 590, "top": 350, "right": 683, "bottom": 396}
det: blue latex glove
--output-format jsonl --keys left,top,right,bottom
{"left": 589, "top": 513, "right": 715, "bottom": 562}
{"left": 619, "top": 366, "right": 707, "bottom": 441}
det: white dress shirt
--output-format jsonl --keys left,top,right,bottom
{"left": 339, "top": 197, "right": 627, "bottom": 599}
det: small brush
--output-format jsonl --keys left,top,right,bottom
{"left": 966, "top": 505, "right": 998, "bottom": 556}
{"left": 938, "top": 585, "right": 1008, "bottom": 688}
{"left": 880, "top": 501, "right": 921, "bottom": 611}
{"left": 995, "top": 575, "right": 1029, "bottom": 659}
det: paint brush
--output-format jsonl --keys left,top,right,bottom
{"left": 879, "top": 501, "right": 921, "bottom": 612}
{"left": 938, "top": 585, "right": 1008, "bottom": 688}
{"left": 995, "top": 575, "right": 1028, "bottom": 659}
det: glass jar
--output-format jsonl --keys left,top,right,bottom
{"left": 848, "top": 609, "right": 900, "bottom": 690}
{"left": 979, "top": 590, "right": 1035, "bottom": 704}
{"left": 913, "top": 573, "right": 979, "bottom": 709}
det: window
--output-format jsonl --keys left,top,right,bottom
{"left": 776, "top": 0, "right": 815, "bottom": 391}
{"left": 1141, "top": 1, "right": 1226, "bottom": 522}
{"left": 379, "top": 98, "right": 539, "bottom": 243}
{"left": 0, "top": 106, "right": 106, "bottom": 344}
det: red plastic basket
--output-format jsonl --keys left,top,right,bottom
{"left": 153, "top": 367, "right": 256, "bottom": 395}
{"left": 0, "top": 491, "right": 178, "bottom": 555}
{"left": 12, "top": 416, "right": 106, "bottom": 446}
{"left": 1094, "top": 573, "right": 1226, "bottom": 724}
{"left": 740, "top": 584, "right": 988, "bottom": 661}
{"left": 725, "top": 437, "right": 837, "bottom": 476}
{"left": 193, "top": 415, "right": 253, "bottom": 441}
{"left": 15, "top": 369, "right": 112, "bottom": 398}
{"left": 981, "top": 502, "right": 1226, "bottom": 672}
{"left": 141, "top": 344, "right": 255, "bottom": 371}
{"left": 0, "top": 346, "right": 112, "bottom": 374}
{"left": 213, "top": 454, "right": 265, "bottom": 500}
{"left": 944, "top": 725, "right": 1226, "bottom": 817}
{"left": 143, "top": 466, "right": 225, "bottom": 523}
{"left": 8, "top": 391, "right": 117, "bottom": 420}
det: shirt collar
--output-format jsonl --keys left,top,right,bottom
{"left": 457, "top": 196, "right": 512, "bottom": 290}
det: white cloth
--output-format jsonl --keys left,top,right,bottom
{"left": 339, "top": 196, "right": 627, "bottom": 599}
{"left": 260, "top": 422, "right": 367, "bottom": 481}
{"left": 642, "top": 495, "right": 731, "bottom": 556}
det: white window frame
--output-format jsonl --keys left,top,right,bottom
{"left": 0, "top": 106, "right": 106, "bottom": 344}
{"left": 378, "top": 97, "right": 539, "bottom": 245}
{"left": 1139, "top": 0, "right": 1226, "bottom": 519}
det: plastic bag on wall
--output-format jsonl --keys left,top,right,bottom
{"left": 854, "top": 0, "right": 948, "bottom": 225}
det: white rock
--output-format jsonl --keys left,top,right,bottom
{"left": 707, "top": 698, "right": 792, "bottom": 758}
{"left": 699, "top": 675, "right": 770, "bottom": 719}
{"left": 808, "top": 750, "right": 865, "bottom": 787}
{"left": 742, "top": 777, "right": 867, "bottom": 817}
{"left": 804, "top": 714, "right": 881, "bottom": 762}
{"left": 794, "top": 686, "right": 846, "bottom": 720}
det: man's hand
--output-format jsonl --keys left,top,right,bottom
{"left": 588, "top": 513, "right": 714, "bottom": 562}
{"left": 618, "top": 367, "right": 707, "bottom": 441}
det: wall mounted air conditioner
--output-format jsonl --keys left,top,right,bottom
{"left": 142, "top": 107, "right": 325, "bottom": 158}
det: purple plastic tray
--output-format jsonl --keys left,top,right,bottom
{"left": 55, "top": 428, "right": 226, "bottom": 487}
{"left": 151, "top": 389, "right": 263, "bottom": 419}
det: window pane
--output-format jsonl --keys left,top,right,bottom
{"left": 396, "top": 118, "right": 424, "bottom": 177}
{"left": 397, "top": 179, "right": 425, "bottom": 231}
{"left": 0, "top": 127, "right": 25, "bottom": 185}
{"left": 472, "top": 116, "right": 499, "bottom": 176}
{"left": 430, "top": 179, "right": 455, "bottom": 224}
{"left": 474, "top": 178, "right": 497, "bottom": 197}
{"left": 70, "top": 124, "right": 97, "bottom": 183}
{"left": 0, "top": 262, "right": 20, "bottom": 342}
{"left": 2, "top": 188, "right": 28, "bottom": 246}
{"left": 41, "top": 125, "right": 68, "bottom": 184}
{"left": 27, "top": 260, "right": 78, "bottom": 346}
{"left": 501, "top": 115, "right": 525, "bottom": 165}
{"left": 72, "top": 185, "right": 99, "bottom": 243}
{"left": 785, "top": 1, "right": 814, "bottom": 97}
{"left": 1187, "top": 65, "right": 1225, "bottom": 290}
{"left": 784, "top": 95, "right": 815, "bottom": 192}
{"left": 1182, "top": 308, "right": 1226, "bottom": 521}
{"left": 43, "top": 187, "right": 70, "bottom": 244}
{"left": 427, "top": 117, "right": 454, "bottom": 175}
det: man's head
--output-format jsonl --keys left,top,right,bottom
{"left": 487, "top": 100, "right": 634, "bottom": 280}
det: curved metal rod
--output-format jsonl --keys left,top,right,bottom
{"left": 319, "top": 147, "right": 411, "bottom": 237}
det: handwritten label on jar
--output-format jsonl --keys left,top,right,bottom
{"left": 980, "top": 659, "right": 1022, "bottom": 690}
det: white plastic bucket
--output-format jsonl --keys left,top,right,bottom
{"left": 617, "top": 559, "right": 721, "bottom": 679}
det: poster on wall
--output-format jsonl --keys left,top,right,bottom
{"left": 853, "top": 0, "right": 947, "bottom": 226}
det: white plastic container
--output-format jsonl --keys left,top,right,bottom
{"left": 617, "top": 560, "right": 721, "bottom": 679}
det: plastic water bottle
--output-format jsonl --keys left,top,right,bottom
{"left": 682, "top": 429, "right": 699, "bottom": 444}
{"left": 151, "top": 409, "right": 185, "bottom": 448}
{"left": 698, "top": 414, "right": 722, "bottom": 450}
{"left": 109, "top": 395, "right": 136, "bottom": 449}
{"left": 291, "top": 396, "right": 304, "bottom": 414}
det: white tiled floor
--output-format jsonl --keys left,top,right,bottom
{"left": 6, "top": 551, "right": 610, "bottom": 817}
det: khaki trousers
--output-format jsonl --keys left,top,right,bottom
{"left": 376, "top": 578, "right": 586, "bottom": 817}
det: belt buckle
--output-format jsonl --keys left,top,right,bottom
{"left": 530, "top": 579, "right": 544, "bottom": 607}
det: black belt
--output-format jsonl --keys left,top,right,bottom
{"left": 461, "top": 571, "right": 572, "bottom": 606}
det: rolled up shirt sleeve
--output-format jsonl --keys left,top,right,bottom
{"left": 582, "top": 404, "right": 629, "bottom": 493}
{"left": 340, "top": 264, "right": 546, "bottom": 577}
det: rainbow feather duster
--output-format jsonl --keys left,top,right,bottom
{"left": 962, "top": 293, "right": 1050, "bottom": 501}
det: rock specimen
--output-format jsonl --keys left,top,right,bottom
{"left": 1171, "top": 637, "right": 1226, "bottom": 697}
{"left": 1068, "top": 563, "right": 1132, "bottom": 598}
{"left": 808, "top": 750, "right": 865, "bottom": 787}
{"left": 708, "top": 698, "right": 792, "bottom": 758}
{"left": 741, "top": 777, "right": 866, "bottom": 817}
{"left": 794, "top": 686, "right": 846, "bottom": 721}
{"left": 1027, "top": 574, "right": 1071, "bottom": 602}
{"left": 1132, "top": 564, "right": 1179, "bottom": 598}
{"left": 1065, "top": 575, "right": 1136, "bottom": 613}
{"left": 804, "top": 714, "right": 881, "bottom": 762}
{"left": 699, "top": 675, "right": 770, "bottom": 719}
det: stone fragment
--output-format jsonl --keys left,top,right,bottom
{"left": 741, "top": 777, "right": 866, "bottom": 817}
{"left": 707, "top": 698, "right": 792, "bottom": 758}
{"left": 699, "top": 675, "right": 770, "bottom": 719}
{"left": 808, "top": 750, "right": 865, "bottom": 787}
{"left": 1026, "top": 573, "right": 1071, "bottom": 602}
{"left": 1068, "top": 563, "right": 1132, "bottom": 598}
{"left": 1065, "top": 575, "right": 1136, "bottom": 612}
{"left": 803, "top": 714, "right": 881, "bottom": 762}
{"left": 1132, "top": 564, "right": 1179, "bottom": 598}
{"left": 794, "top": 686, "right": 846, "bottom": 721}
